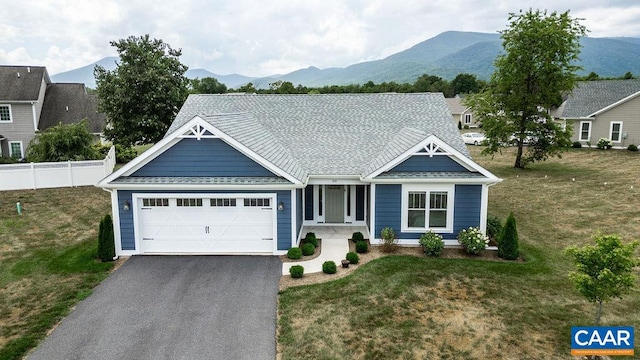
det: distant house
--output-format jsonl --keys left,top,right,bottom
{"left": 98, "top": 93, "right": 501, "bottom": 256}
{"left": 553, "top": 79, "right": 640, "bottom": 148}
{"left": 446, "top": 95, "right": 479, "bottom": 128}
{"left": 0, "top": 65, "right": 105, "bottom": 159}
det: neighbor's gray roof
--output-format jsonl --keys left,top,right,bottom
{"left": 445, "top": 97, "right": 468, "bottom": 115}
{"left": 39, "top": 83, "right": 106, "bottom": 133}
{"left": 559, "top": 79, "right": 640, "bottom": 118}
{"left": 0, "top": 66, "right": 49, "bottom": 101}
{"left": 168, "top": 93, "right": 469, "bottom": 177}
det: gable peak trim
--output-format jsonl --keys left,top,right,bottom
{"left": 178, "top": 123, "right": 217, "bottom": 140}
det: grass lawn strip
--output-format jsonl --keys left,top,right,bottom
{"left": 0, "top": 187, "right": 114, "bottom": 360}
{"left": 278, "top": 147, "right": 640, "bottom": 360}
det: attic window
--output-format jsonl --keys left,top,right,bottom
{"left": 0, "top": 105, "right": 12, "bottom": 122}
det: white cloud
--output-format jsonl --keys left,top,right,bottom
{"left": 0, "top": 0, "right": 639, "bottom": 76}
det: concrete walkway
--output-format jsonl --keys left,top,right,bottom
{"left": 283, "top": 226, "right": 369, "bottom": 274}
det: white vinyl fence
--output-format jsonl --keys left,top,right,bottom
{"left": 0, "top": 146, "right": 116, "bottom": 191}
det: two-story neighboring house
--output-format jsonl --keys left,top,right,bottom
{"left": 553, "top": 79, "right": 640, "bottom": 148}
{"left": 0, "top": 66, "right": 49, "bottom": 159}
{"left": 0, "top": 65, "right": 105, "bottom": 159}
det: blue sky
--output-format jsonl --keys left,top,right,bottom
{"left": 1, "top": 0, "right": 639, "bottom": 76}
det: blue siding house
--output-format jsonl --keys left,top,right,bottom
{"left": 97, "top": 93, "right": 501, "bottom": 256}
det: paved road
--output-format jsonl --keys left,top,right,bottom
{"left": 28, "top": 256, "right": 282, "bottom": 360}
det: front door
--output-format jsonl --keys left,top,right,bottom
{"left": 325, "top": 185, "right": 344, "bottom": 223}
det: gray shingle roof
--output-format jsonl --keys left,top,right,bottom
{"left": 560, "top": 79, "right": 640, "bottom": 118}
{"left": 112, "top": 176, "right": 291, "bottom": 185}
{"left": 39, "top": 83, "right": 106, "bottom": 133}
{"left": 169, "top": 93, "right": 469, "bottom": 178}
{"left": 445, "top": 97, "right": 468, "bottom": 115}
{"left": 0, "top": 66, "right": 48, "bottom": 101}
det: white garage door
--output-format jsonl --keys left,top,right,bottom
{"left": 135, "top": 194, "right": 276, "bottom": 254}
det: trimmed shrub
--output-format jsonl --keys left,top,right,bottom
{"left": 322, "top": 261, "right": 337, "bottom": 274}
{"left": 346, "top": 251, "right": 359, "bottom": 264}
{"left": 355, "top": 240, "right": 369, "bottom": 254}
{"left": 498, "top": 212, "right": 520, "bottom": 260}
{"left": 289, "top": 265, "right": 304, "bottom": 278}
{"left": 571, "top": 141, "right": 582, "bottom": 148}
{"left": 287, "top": 247, "right": 302, "bottom": 260}
{"left": 486, "top": 216, "right": 503, "bottom": 243}
{"left": 457, "top": 120, "right": 462, "bottom": 130}
{"left": 597, "top": 137, "right": 612, "bottom": 150}
{"left": 301, "top": 242, "right": 315, "bottom": 256}
{"left": 380, "top": 227, "right": 398, "bottom": 253}
{"left": 98, "top": 214, "right": 116, "bottom": 262}
{"left": 457, "top": 227, "right": 489, "bottom": 255}
{"left": 304, "top": 233, "right": 318, "bottom": 248}
{"left": 419, "top": 231, "right": 444, "bottom": 257}
{"left": 351, "top": 231, "right": 364, "bottom": 242}
{"left": 628, "top": 144, "right": 638, "bottom": 152}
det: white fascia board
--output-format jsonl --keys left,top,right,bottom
{"left": 98, "top": 183, "right": 303, "bottom": 191}
{"left": 366, "top": 177, "right": 502, "bottom": 184}
{"left": 364, "top": 135, "right": 501, "bottom": 183}
{"left": 97, "top": 116, "right": 303, "bottom": 187}
{"left": 307, "top": 175, "right": 366, "bottom": 185}
{"left": 589, "top": 91, "right": 640, "bottom": 117}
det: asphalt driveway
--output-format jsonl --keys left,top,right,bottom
{"left": 28, "top": 256, "right": 282, "bottom": 360}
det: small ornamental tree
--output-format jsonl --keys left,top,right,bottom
{"left": 98, "top": 214, "right": 116, "bottom": 262}
{"left": 27, "top": 120, "right": 101, "bottom": 162}
{"left": 566, "top": 234, "right": 639, "bottom": 325}
{"left": 498, "top": 212, "right": 519, "bottom": 260}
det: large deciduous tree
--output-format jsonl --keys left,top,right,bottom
{"left": 465, "top": 10, "right": 586, "bottom": 168}
{"left": 189, "top": 77, "right": 227, "bottom": 94}
{"left": 95, "top": 35, "right": 189, "bottom": 146}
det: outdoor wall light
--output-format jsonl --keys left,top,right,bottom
{"left": 278, "top": 201, "right": 284, "bottom": 211}
{"left": 123, "top": 200, "right": 130, "bottom": 211}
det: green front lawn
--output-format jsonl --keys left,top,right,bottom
{"left": 0, "top": 187, "right": 113, "bottom": 360}
{"left": 278, "top": 147, "right": 640, "bottom": 360}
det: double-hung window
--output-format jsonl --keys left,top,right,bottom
{"left": 610, "top": 122, "right": 623, "bottom": 143}
{"left": 579, "top": 121, "right": 591, "bottom": 142}
{"left": 402, "top": 185, "right": 454, "bottom": 232}
{"left": 464, "top": 113, "right": 472, "bottom": 125}
{"left": 0, "top": 105, "right": 11, "bottom": 123}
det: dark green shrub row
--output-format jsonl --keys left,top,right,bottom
{"left": 301, "top": 242, "right": 315, "bottom": 256}
{"left": 351, "top": 231, "right": 364, "bottom": 242}
{"left": 287, "top": 247, "right": 302, "bottom": 260}
{"left": 355, "top": 240, "right": 368, "bottom": 254}
{"left": 322, "top": 261, "right": 337, "bottom": 274}
{"left": 571, "top": 141, "right": 582, "bottom": 148}
{"left": 304, "top": 232, "right": 318, "bottom": 247}
{"left": 289, "top": 265, "right": 304, "bottom": 278}
{"left": 628, "top": 144, "right": 638, "bottom": 152}
{"left": 346, "top": 251, "right": 359, "bottom": 264}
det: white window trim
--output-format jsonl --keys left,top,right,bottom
{"left": 9, "top": 141, "right": 23, "bottom": 158}
{"left": 0, "top": 104, "right": 12, "bottom": 123}
{"left": 463, "top": 113, "right": 472, "bottom": 124}
{"left": 401, "top": 184, "right": 454, "bottom": 233}
{"left": 609, "top": 121, "right": 623, "bottom": 143}
{"left": 579, "top": 121, "right": 591, "bottom": 142}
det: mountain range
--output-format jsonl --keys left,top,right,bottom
{"left": 51, "top": 31, "right": 640, "bottom": 89}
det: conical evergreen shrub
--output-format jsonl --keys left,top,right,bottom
{"left": 98, "top": 214, "right": 116, "bottom": 262}
{"left": 498, "top": 212, "right": 519, "bottom": 260}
